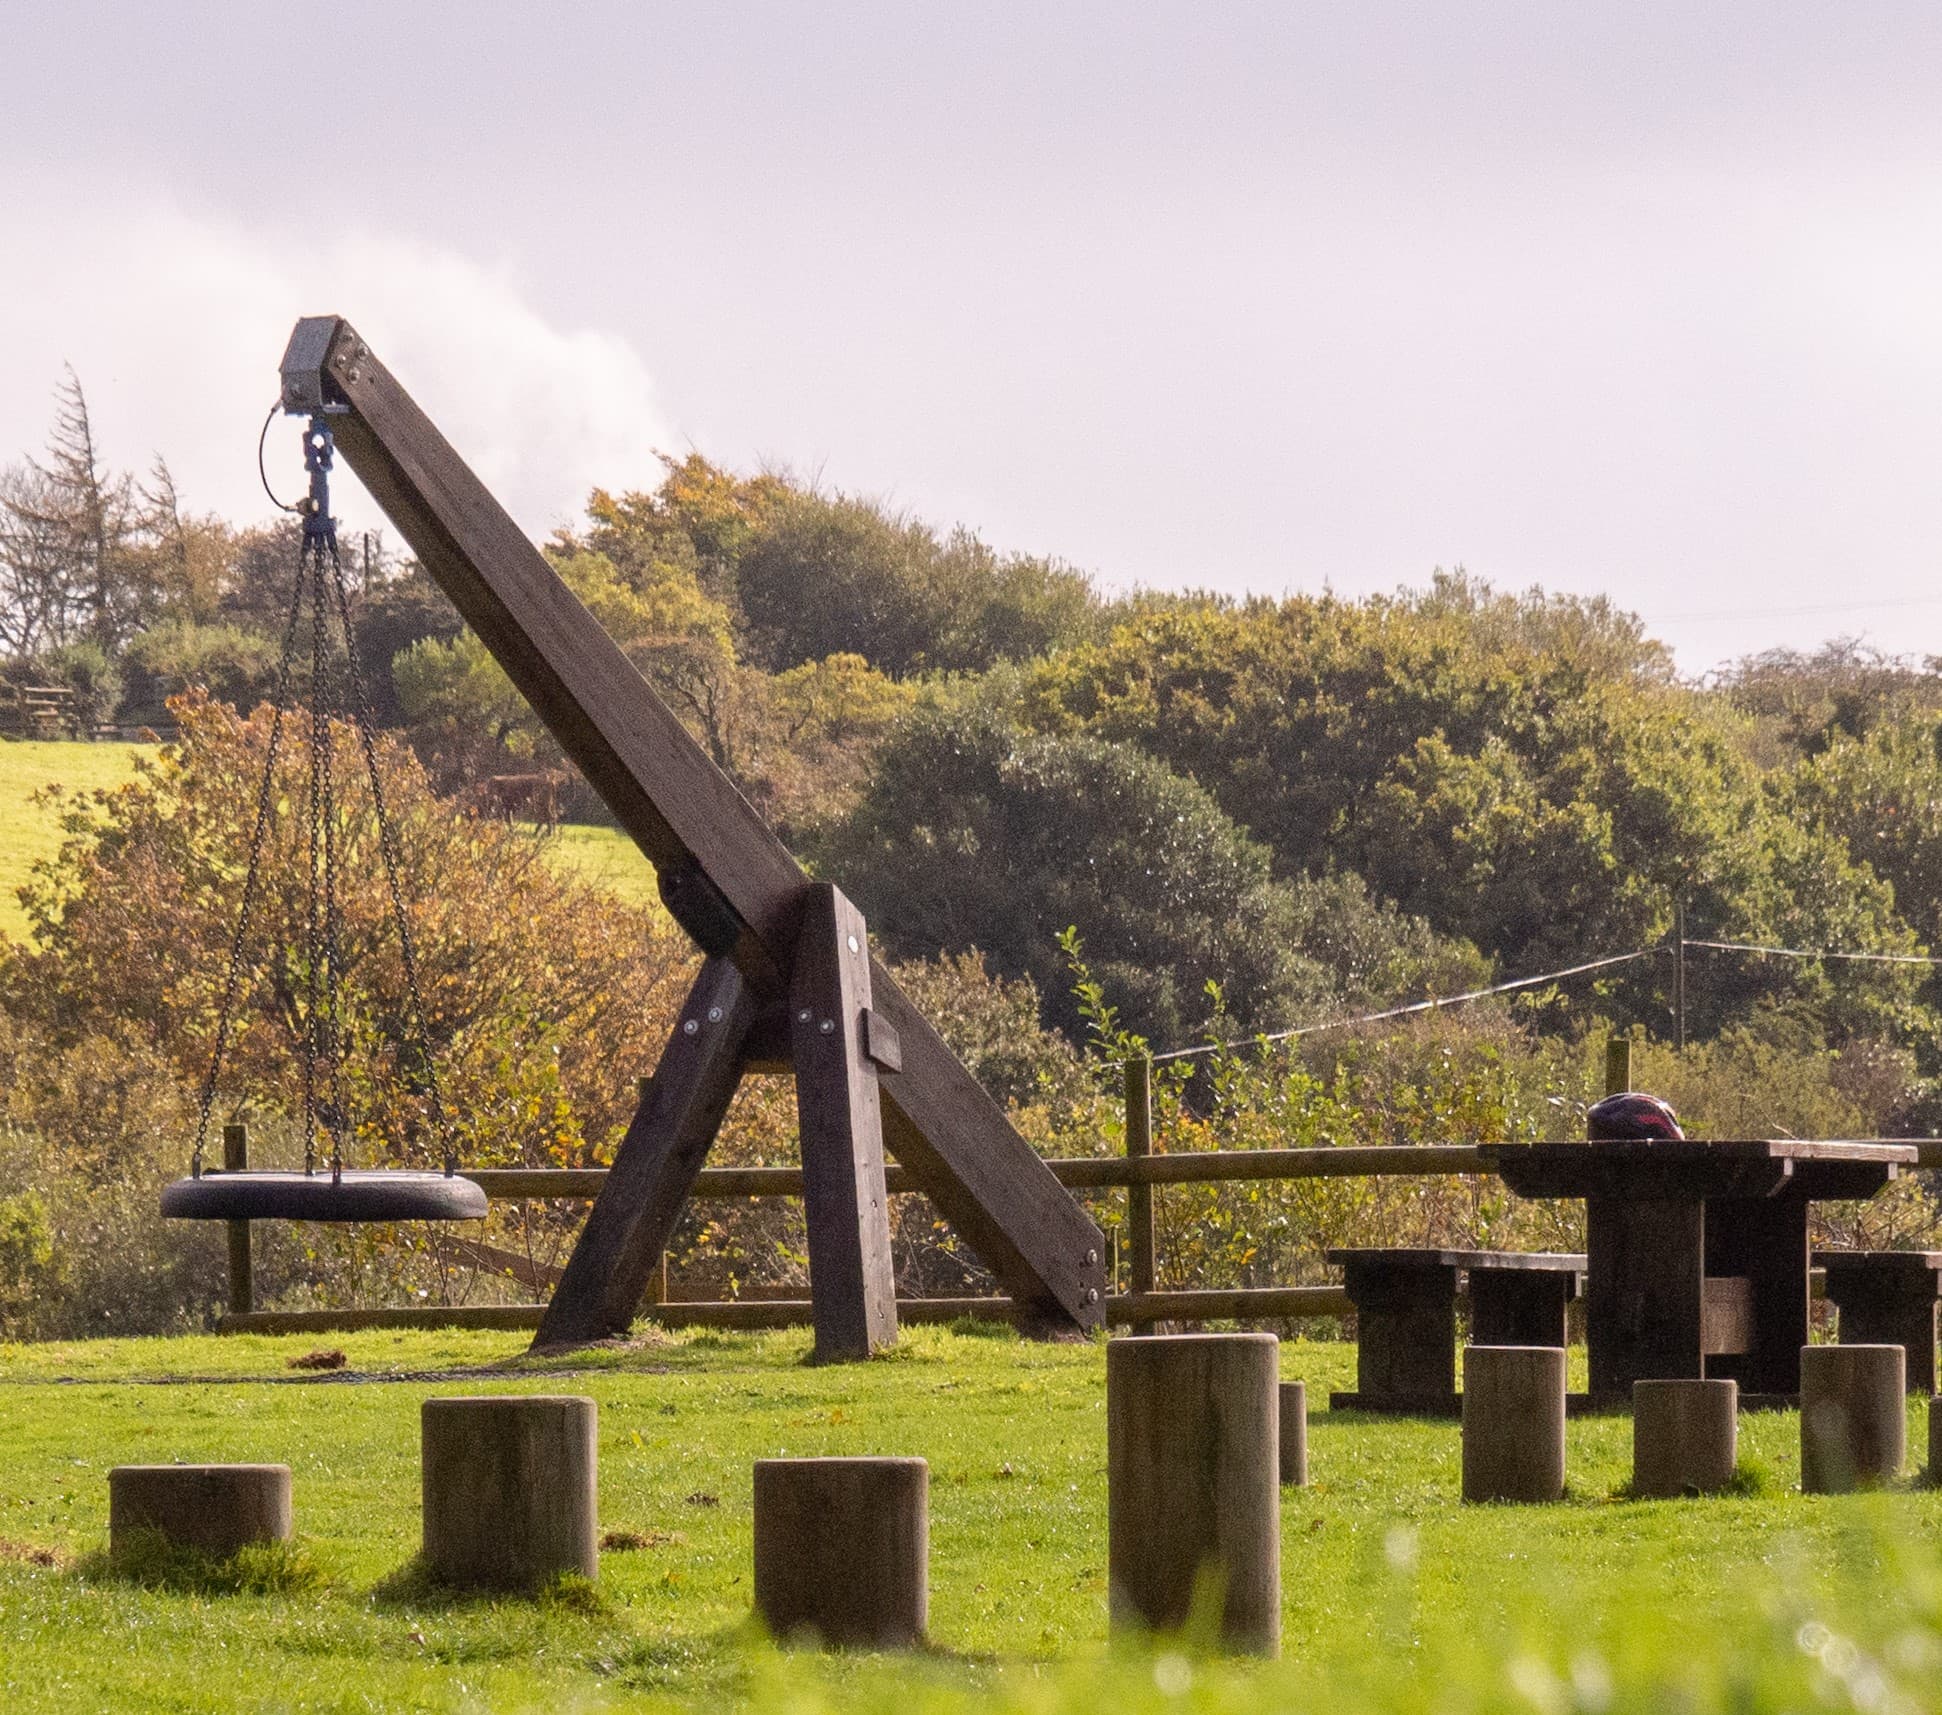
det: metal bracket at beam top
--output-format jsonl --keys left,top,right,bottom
{"left": 280, "top": 318, "right": 350, "bottom": 413}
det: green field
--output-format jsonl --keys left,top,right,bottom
{"left": 0, "top": 740, "right": 665, "bottom": 938}
{"left": 0, "top": 1324, "right": 1939, "bottom": 1712}
{"left": 0, "top": 738, "right": 147, "bottom": 940}
{"left": 536, "top": 820, "right": 665, "bottom": 915}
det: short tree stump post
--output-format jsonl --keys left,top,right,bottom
{"left": 1930, "top": 1394, "right": 1942, "bottom": 1481}
{"left": 421, "top": 1396, "right": 597, "bottom": 1589}
{"left": 109, "top": 1465, "right": 291, "bottom": 1561}
{"left": 1461, "top": 1345, "right": 1566, "bottom": 1503}
{"left": 1632, "top": 1378, "right": 1737, "bottom": 1497}
{"left": 752, "top": 1457, "right": 928, "bottom": 1647}
{"left": 1800, "top": 1344, "right": 1905, "bottom": 1493}
{"left": 1278, "top": 1380, "right": 1308, "bottom": 1487}
{"left": 1108, "top": 1332, "right": 1280, "bottom": 1655}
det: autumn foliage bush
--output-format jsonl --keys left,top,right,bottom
{"left": 0, "top": 696, "right": 715, "bottom": 1331}
{"left": 0, "top": 696, "right": 1105, "bottom": 1330}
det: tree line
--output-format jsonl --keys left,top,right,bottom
{"left": 8, "top": 374, "right": 1942, "bottom": 1119}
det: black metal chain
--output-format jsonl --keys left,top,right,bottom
{"left": 313, "top": 539, "right": 350, "bottom": 1180}
{"left": 303, "top": 545, "right": 328, "bottom": 1174}
{"left": 191, "top": 411, "right": 457, "bottom": 1181}
{"left": 190, "top": 537, "right": 311, "bottom": 1178}
{"left": 322, "top": 540, "right": 455, "bottom": 1171}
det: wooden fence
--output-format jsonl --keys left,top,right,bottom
{"left": 214, "top": 1054, "right": 1476, "bottom": 1335}
{"left": 214, "top": 1046, "right": 1913, "bottom": 1336}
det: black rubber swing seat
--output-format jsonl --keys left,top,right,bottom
{"left": 160, "top": 1169, "right": 488, "bottom": 1223}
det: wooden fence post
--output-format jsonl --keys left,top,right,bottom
{"left": 1604, "top": 1037, "right": 1632, "bottom": 1098}
{"left": 1673, "top": 897, "right": 1687, "bottom": 1052}
{"left": 633, "top": 1074, "right": 670, "bottom": 1308}
{"left": 224, "top": 1123, "right": 253, "bottom": 1316}
{"left": 1124, "top": 1056, "right": 1155, "bottom": 1330}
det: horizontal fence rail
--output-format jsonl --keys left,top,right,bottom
{"left": 217, "top": 1286, "right": 1358, "bottom": 1338}
{"left": 459, "top": 1144, "right": 1493, "bottom": 1203}
{"left": 459, "top": 1141, "right": 1942, "bottom": 1204}
{"left": 216, "top": 1277, "right": 1837, "bottom": 1339}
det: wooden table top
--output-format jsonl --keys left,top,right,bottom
{"left": 1477, "top": 1139, "right": 1918, "bottom": 1201}
{"left": 1325, "top": 1247, "right": 1586, "bottom": 1272}
{"left": 1815, "top": 1247, "right": 1942, "bottom": 1277}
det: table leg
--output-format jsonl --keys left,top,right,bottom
{"left": 1704, "top": 1191, "right": 1810, "bottom": 1397}
{"left": 1332, "top": 1261, "right": 1459, "bottom": 1413}
{"left": 1586, "top": 1195, "right": 1705, "bottom": 1405}
{"left": 1469, "top": 1270, "right": 1572, "bottom": 1347}
{"left": 1831, "top": 1284, "right": 1937, "bottom": 1393}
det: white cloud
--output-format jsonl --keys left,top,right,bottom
{"left": 0, "top": 188, "right": 674, "bottom": 542}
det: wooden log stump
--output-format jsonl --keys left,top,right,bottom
{"left": 1278, "top": 1381, "right": 1308, "bottom": 1487}
{"left": 109, "top": 1464, "right": 291, "bottom": 1561}
{"left": 1461, "top": 1345, "right": 1566, "bottom": 1503}
{"left": 421, "top": 1396, "right": 597, "bottom": 1589}
{"left": 1631, "top": 1378, "right": 1737, "bottom": 1497}
{"left": 1800, "top": 1344, "right": 1905, "bottom": 1493}
{"left": 1108, "top": 1332, "right": 1280, "bottom": 1655}
{"left": 752, "top": 1457, "right": 928, "bottom": 1647}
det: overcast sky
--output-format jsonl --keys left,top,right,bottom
{"left": 5, "top": 3, "right": 1941, "bottom": 672}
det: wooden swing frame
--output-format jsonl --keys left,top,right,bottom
{"left": 277, "top": 317, "right": 1105, "bottom": 1358}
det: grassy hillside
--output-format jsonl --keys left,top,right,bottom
{"left": 537, "top": 819, "right": 664, "bottom": 913}
{"left": 0, "top": 741, "right": 665, "bottom": 939}
{"left": 0, "top": 739, "right": 146, "bottom": 940}
{"left": 0, "top": 1325, "right": 1939, "bottom": 1712}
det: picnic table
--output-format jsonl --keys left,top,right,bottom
{"left": 1326, "top": 1247, "right": 1585, "bottom": 1415}
{"left": 1476, "top": 1140, "right": 1917, "bottom": 1405}
{"left": 1816, "top": 1249, "right": 1942, "bottom": 1392}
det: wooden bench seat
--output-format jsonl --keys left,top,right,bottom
{"left": 1325, "top": 1247, "right": 1585, "bottom": 1415}
{"left": 1814, "top": 1249, "right": 1942, "bottom": 1392}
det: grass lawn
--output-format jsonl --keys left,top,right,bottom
{"left": 1, "top": 1325, "right": 1940, "bottom": 1712}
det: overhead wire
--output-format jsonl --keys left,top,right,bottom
{"left": 1145, "top": 933, "right": 1942, "bottom": 1064}
{"left": 1148, "top": 946, "right": 1665, "bottom": 1064}
{"left": 1682, "top": 938, "right": 1942, "bottom": 966}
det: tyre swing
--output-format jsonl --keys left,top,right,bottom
{"left": 160, "top": 410, "right": 486, "bottom": 1226}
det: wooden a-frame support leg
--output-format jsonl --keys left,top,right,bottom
{"left": 532, "top": 957, "right": 754, "bottom": 1349}
{"left": 534, "top": 888, "right": 900, "bottom": 1361}
{"left": 791, "top": 883, "right": 898, "bottom": 1361}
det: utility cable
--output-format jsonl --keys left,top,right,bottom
{"left": 1682, "top": 938, "right": 1942, "bottom": 966}
{"left": 1148, "top": 946, "right": 1665, "bottom": 1065}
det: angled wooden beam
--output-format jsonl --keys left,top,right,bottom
{"left": 282, "top": 316, "right": 1105, "bottom": 1336}
{"left": 532, "top": 957, "right": 754, "bottom": 1348}
{"left": 791, "top": 884, "right": 898, "bottom": 1359}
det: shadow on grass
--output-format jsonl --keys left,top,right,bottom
{"left": 75, "top": 1530, "right": 324, "bottom": 1596}
{"left": 601, "top": 1621, "right": 763, "bottom": 1698}
{"left": 370, "top": 1554, "right": 608, "bottom": 1615}
{"left": 946, "top": 1316, "right": 1015, "bottom": 1341}
{"left": 1608, "top": 1455, "right": 1774, "bottom": 1501}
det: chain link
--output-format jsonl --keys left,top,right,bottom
{"left": 324, "top": 541, "right": 455, "bottom": 1171}
{"left": 191, "top": 415, "right": 458, "bottom": 1182}
{"left": 190, "top": 537, "right": 310, "bottom": 1177}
